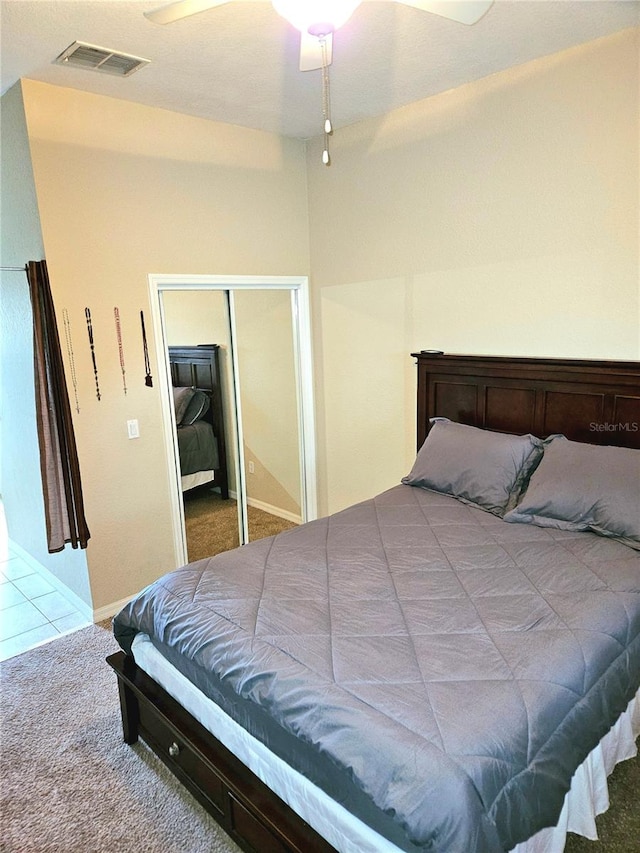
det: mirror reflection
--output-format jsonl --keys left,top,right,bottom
{"left": 234, "top": 289, "right": 302, "bottom": 542}
{"left": 161, "top": 288, "right": 301, "bottom": 561}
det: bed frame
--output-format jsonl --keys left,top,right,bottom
{"left": 107, "top": 353, "right": 640, "bottom": 853}
{"left": 169, "top": 344, "right": 230, "bottom": 499}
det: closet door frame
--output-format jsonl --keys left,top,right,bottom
{"left": 148, "top": 274, "right": 317, "bottom": 567}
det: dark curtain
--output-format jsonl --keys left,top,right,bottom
{"left": 27, "top": 260, "right": 90, "bottom": 552}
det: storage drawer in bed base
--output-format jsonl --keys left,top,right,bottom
{"left": 107, "top": 651, "right": 337, "bottom": 853}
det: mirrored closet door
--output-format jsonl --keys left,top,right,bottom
{"left": 150, "top": 276, "right": 315, "bottom": 567}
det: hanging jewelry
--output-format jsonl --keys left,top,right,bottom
{"left": 114, "top": 307, "right": 127, "bottom": 395}
{"left": 85, "top": 306, "right": 101, "bottom": 401}
{"left": 140, "top": 310, "right": 153, "bottom": 387}
{"left": 62, "top": 308, "right": 80, "bottom": 413}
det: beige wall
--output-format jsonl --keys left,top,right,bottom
{"left": 307, "top": 29, "right": 640, "bottom": 514}
{"left": 0, "top": 82, "right": 92, "bottom": 605}
{"left": 20, "top": 80, "right": 310, "bottom": 612}
{"left": 163, "top": 291, "right": 230, "bottom": 348}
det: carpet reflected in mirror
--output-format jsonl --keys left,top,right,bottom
{"left": 183, "top": 489, "right": 297, "bottom": 562}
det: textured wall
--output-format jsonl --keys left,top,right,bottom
{"left": 307, "top": 29, "right": 639, "bottom": 513}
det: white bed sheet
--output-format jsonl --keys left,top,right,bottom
{"left": 181, "top": 470, "right": 214, "bottom": 492}
{"left": 131, "top": 633, "right": 639, "bottom": 853}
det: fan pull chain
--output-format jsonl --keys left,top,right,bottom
{"left": 320, "top": 36, "right": 332, "bottom": 166}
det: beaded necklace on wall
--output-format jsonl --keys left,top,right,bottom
{"left": 85, "top": 307, "right": 101, "bottom": 401}
{"left": 140, "top": 310, "right": 153, "bottom": 387}
{"left": 62, "top": 308, "right": 80, "bottom": 413}
{"left": 114, "top": 307, "right": 127, "bottom": 395}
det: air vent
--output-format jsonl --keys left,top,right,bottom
{"left": 55, "top": 41, "right": 150, "bottom": 77}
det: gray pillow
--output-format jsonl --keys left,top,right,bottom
{"left": 181, "top": 389, "right": 210, "bottom": 426}
{"left": 402, "top": 418, "right": 546, "bottom": 517}
{"left": 504, "top": 436, "right": 640, "bottom": 549}
{"left": 172, "top": 386, "right": 195, "bottom": 425}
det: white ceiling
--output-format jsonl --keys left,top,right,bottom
{"left": 1, "top": 0, "right": 638, "bottom": 139}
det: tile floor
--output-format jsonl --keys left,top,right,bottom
{"left": 0, "top": 504, "right": 91, "bottom": 662}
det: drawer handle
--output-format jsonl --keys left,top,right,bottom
{"left": 168, "top": 742, "right": 180, "bottom": 758}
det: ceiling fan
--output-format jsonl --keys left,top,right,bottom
{"left": 144, "top": 0, "right": 494, "bottom": 164}
{"left": 144, "top": 1, "right": 494, "bottom": 71}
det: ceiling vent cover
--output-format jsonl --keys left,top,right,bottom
{"left": 55, "top": 41, "right": 150, "bottom": 77}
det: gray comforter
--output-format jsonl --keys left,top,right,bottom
{"left": 177, "top": 419, "right": 219, "bottom": 476}
{"left": 114, "top": 484, "right": 640, "bottom": 853}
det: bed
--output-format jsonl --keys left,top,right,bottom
{"left": 169, "top": 344, "right": 229, "bottom": 499}
{"left": 108, "top": 353, "right": 640, "bottom": 853}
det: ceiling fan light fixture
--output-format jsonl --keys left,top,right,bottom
{"left": 271, "top": 0, "right": 361, "bottom": 35}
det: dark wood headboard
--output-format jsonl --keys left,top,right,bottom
{"left": 168, "top": 344, "right": 230, "bottom": 498}
{"left": 413, "top": 353, "right": 640, "bottom": 450}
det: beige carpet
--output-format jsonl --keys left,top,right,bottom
{"left": 184, "top": 489, "right": 297, "bottom": 562}
{"left": 0, "top": 623, "right": 242, "bottom": 853}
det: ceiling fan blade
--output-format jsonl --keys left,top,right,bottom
{"left": 299, "top": 31, "right": 333, "bottom": 72}
{"left": 144, "top": 0, "right": 232, "bottom": 25}
{"left": 396, "top": 0, "right": 493, "bottom": 25}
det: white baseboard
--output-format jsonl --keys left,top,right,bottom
{"left": 93, "top": 596, "right": 136, "bottom": 623}
{"left": 247, "top": 497, "right": 302, "bottom": 525}
{"left": 8, "top": 539, "right": 93, "bottom": 622}
{"left": 228, "top": 491, "right": 302, "bottom": 525}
